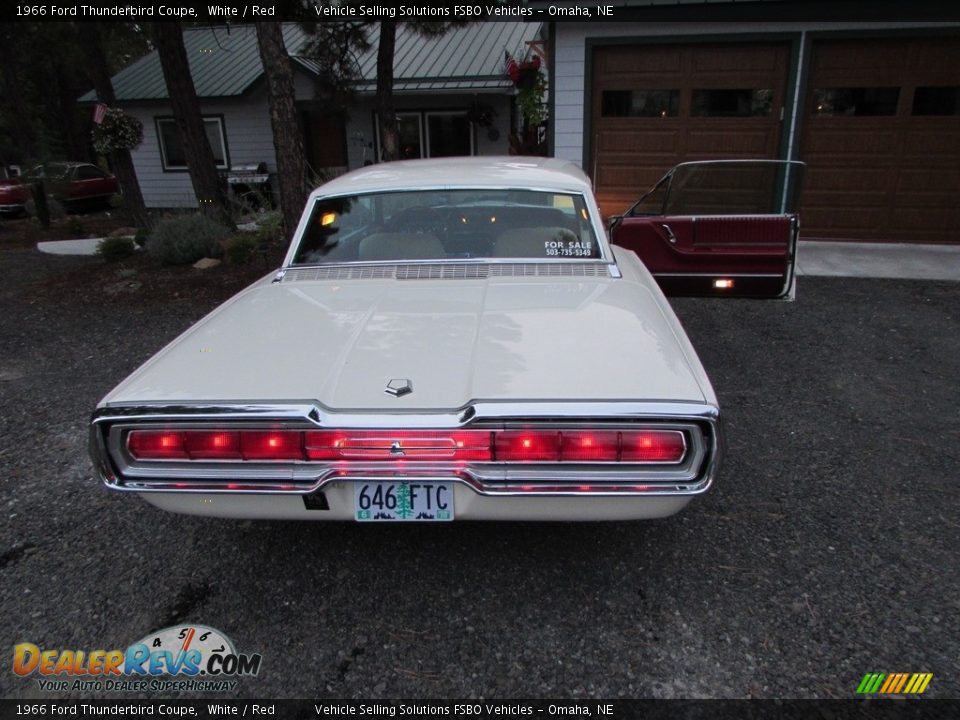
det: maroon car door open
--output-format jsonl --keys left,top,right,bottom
{"left": 611, "top": 160, "right": 805, "bottom": 298}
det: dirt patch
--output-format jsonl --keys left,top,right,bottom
{"left": 27, "top": 244, "right": 286, "bottom": 306}
{"left": 2, "top": 207, "right": 288, "bottom": 305}
{"left": 0, "top": 209, "right": 132, "bottom": 247}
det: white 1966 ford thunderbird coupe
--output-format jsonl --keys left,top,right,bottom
{"left": 89, "top": 157, "right": 722, "bottom": 522}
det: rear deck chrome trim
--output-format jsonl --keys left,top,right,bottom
{"left": 281, "top": 262, "right": 616, "bottom": 283}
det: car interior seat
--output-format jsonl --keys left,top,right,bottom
{"left": 491, "top": 227, "right": 579, "bottom": 258}
{"left": 358, "top": 232, "right": 445, "bottom": 262}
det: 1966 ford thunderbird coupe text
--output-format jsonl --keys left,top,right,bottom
{"left": 89, "top": 157, "right": 722, "bottom": 521}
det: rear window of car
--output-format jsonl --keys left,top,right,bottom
{"left": 291, "top": 189, "right": 601, "bottom": 265}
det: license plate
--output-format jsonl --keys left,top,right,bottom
{"left": 354, "top": 481, "right": 454, "bottom": 522}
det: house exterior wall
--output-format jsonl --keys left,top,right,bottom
{"left": 123, "top": 85, "right": 276, "bottom": 209}
{"left": 343, "top": 93, "right": 514, "bottom": 168}
{"left": 552, "top": 20, "right": 959, "bottom": 168}
{"left": 125, "top": 80, "right": 514, "bottom": 208}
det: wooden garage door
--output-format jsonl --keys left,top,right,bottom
{"left": 591, "top": 42, "right": 790, "bottom": 219}
{"left": 801, "top": 38, "right": 960, "bottom": 243}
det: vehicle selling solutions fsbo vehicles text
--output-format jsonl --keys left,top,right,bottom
{"left": 314, "top": 4, "right": 534, "bottom": 17}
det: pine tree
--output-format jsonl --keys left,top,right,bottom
{"left": 394, "top": 483, "right": 414, "bottom": 519}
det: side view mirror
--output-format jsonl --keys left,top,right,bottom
{"left": 607, "top": 214, "right": 623, "bottom": 234}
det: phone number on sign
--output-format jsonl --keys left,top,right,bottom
{"left": 546, "top": 247, "right": 594, "bottom": 257}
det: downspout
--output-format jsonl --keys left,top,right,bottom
{"left": 781, "top": 30, "right": 806, "bottom": 213}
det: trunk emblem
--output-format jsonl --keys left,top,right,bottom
{"left": 385, "top": 379, "right": 413, "bottom": 397}
{"left": 389, "top": 441, "right": 405, "bottom": 456}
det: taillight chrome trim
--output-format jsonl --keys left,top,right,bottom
{"left": 121, "top": 427, "right": 689, "bottom": 465}
{"left": 90, "top": 401, "right": 722, "bottom": 498}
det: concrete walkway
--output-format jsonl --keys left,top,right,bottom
{"left": 796, "top": 240, "right": 960, "bottom": 281}
{"left": 37, "top": 238, "right": 106, "bottom": 256}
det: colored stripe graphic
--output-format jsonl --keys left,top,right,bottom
{"left": 857, "top": 672, "right": 932, "bottom": 694}
{"left": 880, "top": 674, "right": 897, "bottom": 693}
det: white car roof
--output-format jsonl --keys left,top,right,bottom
{"left": 311, "top": 156, "right": 593, "bottom": 197}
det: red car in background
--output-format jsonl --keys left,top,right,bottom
{"left": 0, "top": 162, "right": 119, "bottom": 217}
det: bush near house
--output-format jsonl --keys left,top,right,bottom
{"left": 96, "top": 236, "right": 136, "bottom": 262}
{"left": 146, "top": 214, "right": 229, "bottom": 266}
{"left": 254, "top": 210, "right": 283, "bottom": 244}
{"left": 225, "top": 234, "right": 259, "bottom": 265}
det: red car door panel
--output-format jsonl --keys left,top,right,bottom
{"left": 611, "top": 161, "right": 804, "bottom": 298}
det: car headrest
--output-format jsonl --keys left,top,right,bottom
{"left": 491, "top": 227, "right": 579, "bottom": 258}
{"left": 358, "top": 233, "right": 445, "bottom": 262}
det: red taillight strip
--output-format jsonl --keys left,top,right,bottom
{"left": 304, "top": 430, "right": 493, "bottom": 462}
{"left": 126, "top": 428, "right": 686, "bottom": 464}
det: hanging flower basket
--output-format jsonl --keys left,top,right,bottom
{"left": 92, "top": 109, "right": 144, "bottom": 155}
{"left": 506, "top": 54, "right": 542, "bottom": 91}
{"left": 504, "top": 52, "right": 546, "bottom": 128}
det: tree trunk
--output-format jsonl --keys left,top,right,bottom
{"left": 375, "top": 22, "right": 398, "bottom": 162}
{"left": 78, "top": 22, "right": 149, "bottom": 229}
{"left": 255, "top": 23, "right": 308, "bottom": 242}
{"left": 151, "top": 22, "right": 235, "bottom": 230}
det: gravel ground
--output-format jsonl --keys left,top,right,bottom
{"left": 1, "top": 245, "right": 958, "bottom": 700}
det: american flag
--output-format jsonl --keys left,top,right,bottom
{"left": 93, "top": 103, "right": 108, "bottom": 125}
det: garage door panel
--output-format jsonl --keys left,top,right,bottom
{"left": 597, "top": 128, "right": 681, "bottom": 154}
{"left": 685, "top": 128, "right": 778, "bottom": 156}
{"left": 597, "top": 47, "right": 682, "bottom": 76}
{"left": 909, "top": 40, "right": 960, "bottom": 77}
{"left": 804, "top": 190, "right": 889, "bottom": 210}
{"left": 805, "top": 169, "right": 890, "bottom": 192}
{"left": 592, "top": 42, "right": 789, "bottom": 215}
{"left": 597, "top": 165, "right": 670, "bottom": 190}
{"left": 801, "top": 37, "right": 960, "bottom": 242}
{"left": 803, "top": 126, "right": 898, "bottom": 156}
{"left": 688, "top": 46, "right": 786, "bottom": 85}
{"left": 901, "top": 130, "right": 960, "bottom": 156}
{"left": 803, "top": 207, "right": 886, "bottom": 232}
{"left": 811, "top": 41, "right": 910, "bottom": 80}
{"left": 895, "top": 169, "right": 960, "bottom": 193}
{"left": 889, "top": 208, "right": 960, "bottom": 235}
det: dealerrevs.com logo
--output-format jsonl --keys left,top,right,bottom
{"left": 13, "top": 625, "right": 262, "bottom": 693}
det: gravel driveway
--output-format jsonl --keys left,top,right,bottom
{"left": 1, "top": 245, "right": 957, "bottom": 699}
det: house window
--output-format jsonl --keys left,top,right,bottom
{"left": 156, "top": 116, "right": 229, "bottom": 171}
{"left": 375, "top": 111, "right": 474, "bottom": 160}
{"left": 397, "top": 114, "right": 423, "bottom": 160}
{"left": 426, "top": 112, "right": 473, "bottom": 157}
{"left": 812, "top": 88, "right": 900, "bottom": 116}
{"left": 601, "top": 90, "right": 680, "bottom": 118}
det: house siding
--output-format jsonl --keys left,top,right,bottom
{"left": 123, "top": 86, "right": 276, "bottom": 209}
{"left": 125, "top": 82, "right": 515, "bottom": 208}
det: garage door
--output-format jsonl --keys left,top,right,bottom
{"left": 591, "top": 42, "right": 790, "bottom": 219}
{"left": 801, "top": 38, "right": 960, "bottom": 243}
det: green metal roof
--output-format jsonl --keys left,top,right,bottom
{"left": 81, "top": 23, "right": 541, "bottom": 103}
